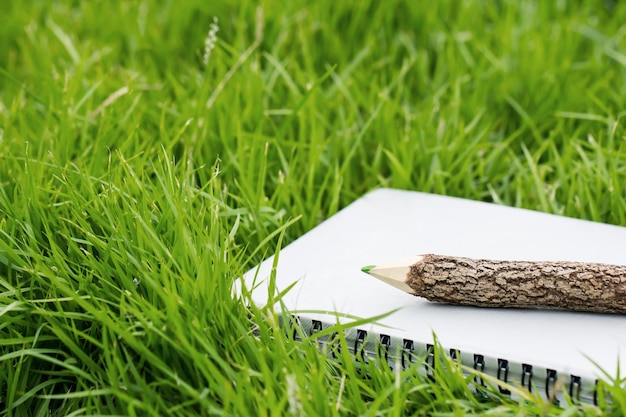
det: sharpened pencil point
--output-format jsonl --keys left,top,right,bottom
{"left": 361, "top": 265, "right": 375, "bottom": 274}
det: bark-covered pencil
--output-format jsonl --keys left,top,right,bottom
{"left": 361, "top": 254, "right": 626, "bottom": 314}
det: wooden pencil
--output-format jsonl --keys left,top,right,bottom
{"left": 361, "top": 254, "right": 626, "bottom": 314}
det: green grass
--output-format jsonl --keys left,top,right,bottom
{"left": 2, "top": 0, "right": 626, "bottom": 415}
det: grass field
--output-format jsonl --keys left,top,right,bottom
{"left": 2, "top": 0, "right": 626, "bottom": 415}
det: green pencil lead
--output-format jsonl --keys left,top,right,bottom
{"left": 361, "top": 265, "right": 375, "bottom": 274}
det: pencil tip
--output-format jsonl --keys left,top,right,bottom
{"left": 361, "top": 265, "right": 375, "bottom": 274}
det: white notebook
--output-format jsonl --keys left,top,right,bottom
{"left": 243, "top": 188, "right": 626, "bottom": 404}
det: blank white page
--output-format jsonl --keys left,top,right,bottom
{"left": 244, "top": 188, "right": 626, "bottom": 380}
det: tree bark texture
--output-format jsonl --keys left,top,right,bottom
{"left": 408, "top": 254, "right": 626, "bottom": 314}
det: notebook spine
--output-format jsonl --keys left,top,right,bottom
{"left": 281, "top": 314, "right": 600, "bottom": 406}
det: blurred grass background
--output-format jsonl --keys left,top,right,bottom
{"left": 1, "top": 0, "right": 626, "bottom": 415}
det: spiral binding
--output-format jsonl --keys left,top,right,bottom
{"left": 278, "top": 314, "right": 601, "bottom": 405}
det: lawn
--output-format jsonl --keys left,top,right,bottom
{"left": 2, "top": 0, "right": 626, "bottom": 415}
